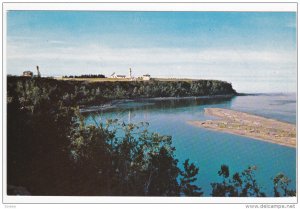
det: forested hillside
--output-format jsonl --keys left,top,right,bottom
{"left": 7, "top": 76, "right": 237, "bottom": 106}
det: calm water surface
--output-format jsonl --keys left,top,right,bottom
{"left": 84, "top": 93, "right": 296, "bottom": 196}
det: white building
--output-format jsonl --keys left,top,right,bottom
{"left": 110, "top": 72, "right": 126, "bottom": 79}
{"left": 116, "top": 75, "right": 126, "bottom": 78}
{"left": 142, "top": 74, "right": 151, "bottom": 81}
{"left": 23, "top": 71, "right": 33, "bottom": 77}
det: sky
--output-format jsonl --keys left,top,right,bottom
{"left": 6, "top": 11, "right": 297, "bottom": 93}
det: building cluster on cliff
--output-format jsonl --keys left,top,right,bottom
{"left": 110, "top": 68, "right": 151, "bottom": 81}
{"left": 24, "top": 66, "right": 151, "bottom": 81}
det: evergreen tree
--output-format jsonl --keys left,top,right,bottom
{"left": 211, "top": 165, "right": 266, "bottom": 197}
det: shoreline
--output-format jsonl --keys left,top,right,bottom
{"left": 79, "top": 94, "right": 235, "bottom": 113}
{"left": 134, "top": 94, "right": 235, "bottom": 101}
{"left": 187, "top": 108, "right": 296, "bottom": 148}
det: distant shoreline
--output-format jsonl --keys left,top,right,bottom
{"left": 80, "top": 94, "right": 235, "bottom": 113}
{"left": 134, "top": 94, "right": 235, "bottom": 101}
{"left": 187, "top": 108, "right": 296, "bottom": 148}
{"left": 236, "top": 92, "right": 296, "bottom": 96}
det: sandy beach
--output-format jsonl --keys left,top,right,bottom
{"left": 187, "top": 108, "right": 296, "bottom": 148}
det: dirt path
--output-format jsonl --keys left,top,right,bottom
{"left": 187, "top": 108, "right": 296, "bottom": 148}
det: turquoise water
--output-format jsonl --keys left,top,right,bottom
{"left": 83, "top": 94, "right": 296, "bottom": 196}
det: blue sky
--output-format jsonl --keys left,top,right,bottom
{"left": 7, "top": 11, "right": 296, "bottom": 93}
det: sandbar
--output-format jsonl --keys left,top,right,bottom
{"left": 187, "top": 108, "right": 296, "bottom": 148}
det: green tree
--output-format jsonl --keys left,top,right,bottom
{"left": 69, "top": 118, "right": 203, "bottom": 196}
{"left": 7, "top": 78, "right": 77, "bottom": 195}
{"left": 211, "top": 165, "right": 266, "bottom": 197}
{"left": 180, "top": 160, "right": 203, "bottom": 196}
{"left": 273, "top": 173, "right": 296, "bottom": 197}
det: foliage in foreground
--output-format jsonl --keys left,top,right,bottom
{"left": 69, "top": 117, "right": 203, "bottom": 196}
{"left": 211, "top": 165, "right": 295, "bottom": 197}
{"left": 211, "top": 165, "right": 266, "bottom": 197}
{"left": 7, "top": 77, "right": 201, "bottom": 196}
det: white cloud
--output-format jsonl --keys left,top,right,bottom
{"left": 6, "top": 39, "right": 297, "bottom": 93}
{"left": 7, "top": 40, "right": 296, "bottom": 65}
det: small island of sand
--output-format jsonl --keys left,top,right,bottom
{"left": 187, "top": 108, "right": 296, "bottom": 148}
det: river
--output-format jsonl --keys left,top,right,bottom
{"left": 83, "top": 93, "right": 296, "bottom": 196}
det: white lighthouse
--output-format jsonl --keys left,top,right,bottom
{"left": 129, "top": 68, "right": 132, "bottom": 78}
